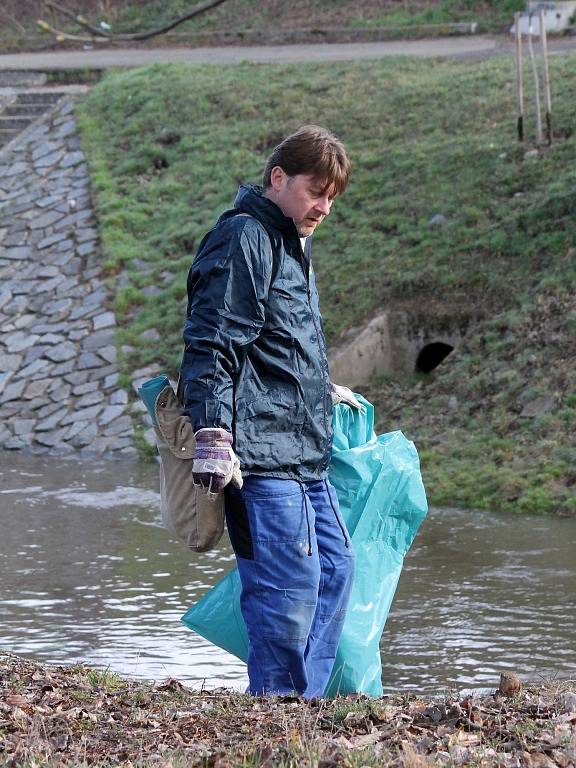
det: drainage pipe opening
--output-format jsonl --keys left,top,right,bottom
{"left": 415, "top": 342, "right": 454, "bottom": 374}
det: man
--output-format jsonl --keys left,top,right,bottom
{"left": 181, "top": 125, "right": 361, "bottom": 698}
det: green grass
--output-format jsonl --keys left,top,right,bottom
{"left": 76, "top": 54, "right": 576, "bottom": 515}
{"left": 351, "top": 0, "right": 524, "bottom": 31}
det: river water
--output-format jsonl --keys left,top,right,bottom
{"left": 1, "top": 453, "right": 575, "bottom": 694}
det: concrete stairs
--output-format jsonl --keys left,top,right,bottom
{"left": 0, "top": 91, "right": 67, "bottom": 148}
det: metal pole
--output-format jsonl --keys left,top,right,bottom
{"left": 540, "top": 8, "right": 553, "bottom": 144}
{"left": 515, "top": 12, "right": 524, "bottom": 142}
{"left": 527, "top": 12, "right": 543, "bottom": 144}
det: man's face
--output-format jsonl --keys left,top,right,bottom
{"left": 269, "top": 170, "right": 336, "bottom": 237}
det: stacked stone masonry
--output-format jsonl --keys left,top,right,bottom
{"left": 0, "top": 94, "right": 137, "bottom": 458}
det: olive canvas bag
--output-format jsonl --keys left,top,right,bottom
{"left": 153, "top": 380, "right": 225, "bottom": 552}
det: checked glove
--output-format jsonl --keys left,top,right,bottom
{"left": 331, "top": 383, "right": 366, "bottom": 412}
{"left": 192, "top": 428, "right": 243, "bottom": 501}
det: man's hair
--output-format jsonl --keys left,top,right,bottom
{"left": 263, "top": 125, "right": 350, "bottom": 195}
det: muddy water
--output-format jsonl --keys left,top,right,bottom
{"left": 1, "top": 453, "right": 575, "bottom": 694}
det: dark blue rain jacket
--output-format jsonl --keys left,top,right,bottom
{"left": 180, "top": 184, "right": 333, "bottom": 481}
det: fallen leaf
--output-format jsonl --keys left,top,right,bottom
{"left": 5, "top": 694, "right": 28, "bottom": 707}
{"left": 448, "top": 730, "right": 481, "bottom": 747}
{"left": 155, "top": 678, "right": 185, "bottom": 691}
{"left": 348, "top": 728, "right": 381, "bottom": 749}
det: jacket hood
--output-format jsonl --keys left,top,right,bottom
{"left": 234, "top": 184, "right": 298, "bottom": 236}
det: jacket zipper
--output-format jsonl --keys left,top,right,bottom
{"left": 299, "top": 240, "right": 330, "bottom": 471}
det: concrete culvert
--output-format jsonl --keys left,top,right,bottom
{"left": 415, "top": 342, "right": 454, "bottom": 374}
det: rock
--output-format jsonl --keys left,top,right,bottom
{"left": 29, "top": 209, "right": 66, "bottom": 230}
{"left": 0, "top": 352, "right": 23, "bottom": 372}
{"left": 0, "top": 380, "right": 26, "bottom": 403}
{"left": 3, "top": 436, "right": 27, "bottom": 450}
{"left": 16, "top": 358, "right": 51, "bottom": 380}
{"left": 60, "top": 404, "right": 103, "bottom": 426}
{"left": 72, "top": 382, "right": 99, "bottom": 396}
{"left": 49, "top": 383, "right": 71, "bottom": 403}
{"left": 38, "top": 333, "right": 66, "bottom": 345}
{"left": 98, "top": 405, "right": 126, "bottom": 427}
{"left": 76, "top": 390, "right": 104, "bottom": 409}
{"left": 520, "top": 395, "right": 555, "bottom": 418}
{"left": 109, "top": 389, "right": 128, "bottom": 406}
{"left": 50, "top": 360, "right": 75, "bottom": 376}
{"left": 34, "top": 428, "right": 70, "bottom": 448}
{"left": 22, "top": 379, "right": 52, "bottom": 400}
{"left": 37, "top": 232, "right": 67, "bottom": 250}
{"left": 104, "top": 422, "right": 134, "bottom": 440}
{"left": 81, "top": 329, "right": 115, "bottom": 351}
{"left": 90, "top": 364, "right": 118, "bottom": 381}
{"left": 77, "top": 352, "right": 103, "bottom": 370}
{"left": 43, "top": 297, "right": 73, "bottom": 317}
{"left": 35, "top": 401, "right": 64, "bottom": 418}
{"left": 61, "top": 151, "right": 85, "bottom": 169}
{"left": 44, "top": 341, "right": 77, "bottom": 362}
{"left": 142, "top": 285, "right": 163, "bottom": 298}
{"left": 69, "top": 422, "right": 98, "bottom": 448}
{"left": 562, "top": 691, "right": 576, "bottom": 713}
{"left": 5, "top": 331, "right": 39, "bottom": 353}
{"left": 79, "top": 438, "right": 111, "bottom": 456}
{"left": 498, "top": 672, "right": 522, "bottom": 696}
{"left": 22, "top": 344, "right": 49, "bottom": 366}
{"left": 98, "top": 345, "right": 117, "bottom": 364}
{"left": 0, "top": 423, "right": 11, "bottom": 444}
{"left": 0, "top": 290, "right": 12, "bottom": 310}
{"left": 76, "top": 241, "right": 96, "bottom": 257}
{"left": 141, "top": 328, "right": 161, "bottom": 340}
{"left": 34, "top": 410, "right": 66, "bottom": 432}
{"left": 104, "top": 373, "right": 119, "bottom": 389}
{"left": 64, "top": 372, "right": 89, "bottom": 386}
{"left": 13, "top": 419, "right": 36, "bottom": 436}
{"left": 93, "top": 311, "right": 116, "bottom": 330}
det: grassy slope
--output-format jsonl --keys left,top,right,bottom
{"left": 2, "top": 1, "right": 524, "bottom": 51}
{"left": 76, "top": 54, "right": 576, "bottom": 515}
{"left": 114, "top": 0, "right": 523, "bottom": 34}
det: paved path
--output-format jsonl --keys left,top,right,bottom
{"left": 1, "top": 35, "right": 575, "bottom": 72}
{"left": 0, "top": 37, "right": 506, "bottom": 70}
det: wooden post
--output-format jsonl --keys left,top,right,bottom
{"left": 515, "top": 12, "right": 524, "bottom": 142}
{"left": 540, "top": 8, "right": 553, "bottom": 144}
{"left": 527, "top": 12, "right": 543, "bottom": 144}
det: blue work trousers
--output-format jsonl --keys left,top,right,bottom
{"left": 225, "top": 476, "right": 354, "bottom": 698}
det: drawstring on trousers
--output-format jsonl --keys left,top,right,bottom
{"left": 324, "top": 479, "right": 350, "bottom": 548}
{"left": 296, "top": 480, "right": 350, "bottom": 556}
{"left": 296, "top": 480, "right": 313, "bottom": 556}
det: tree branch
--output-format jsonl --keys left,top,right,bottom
{"left": 40, "top": 0, "right": 229, "bottom": 42}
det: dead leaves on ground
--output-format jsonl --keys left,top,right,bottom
{"left": 0, "top": 653, "right": 575, "bottom": 767}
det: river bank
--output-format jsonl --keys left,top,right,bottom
{"left": 1, "top": 652, "right": 575, "bottom": 767}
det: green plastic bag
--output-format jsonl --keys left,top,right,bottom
{"left": 182, "top": 395, "right": 428, "bottom": 696}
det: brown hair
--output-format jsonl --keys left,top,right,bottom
{"left": 263, "top": 125, "right": 350, "bottom": 195}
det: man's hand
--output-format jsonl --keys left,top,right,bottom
{"left": 193, "top": 428, "right": 243, "bottom": 500}
{"left": 331, "top": 383, "right": 366, "bottom": 412}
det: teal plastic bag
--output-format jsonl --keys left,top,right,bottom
{"left": 182, "top": 395, "right": 428, "bottom": 696}
{"left": 137, "top": 374, "right": 170, "bottom": 427}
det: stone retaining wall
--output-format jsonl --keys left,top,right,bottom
{"left": 0, "top": 94, "right": 137, "bottom": 458}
